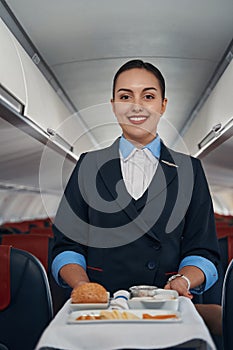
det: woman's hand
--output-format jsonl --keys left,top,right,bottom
{"left": 164, "top": 277, "right": 193, "bottom": 299}
{"left": 164, "top": 265, "right": 205, "bottom": 299}
{"left": 59, "top": 263, "right": 90, "bottom": 290}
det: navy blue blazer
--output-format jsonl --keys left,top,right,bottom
{"left": 52, "top": 138, "right": 220, "bottom": 294}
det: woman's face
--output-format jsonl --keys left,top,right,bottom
{"left": 111, "top": 68, "right": 167, "bottom": 146}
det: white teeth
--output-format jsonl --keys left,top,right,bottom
{"left": 129, "top": 117, "right": 146, "bottom": 121}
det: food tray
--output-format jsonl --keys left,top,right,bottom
{"left": 67, "top": 309, "right": 182, "bottom": 324}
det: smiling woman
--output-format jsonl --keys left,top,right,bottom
{"left": 51, "top": 60, "right": 220, "bottom": 311}
{"left": 111, "top": 66, "right": 167, "bottom": 146}
{"left": 1, "top": 2, "right": 233, "bottom": 348}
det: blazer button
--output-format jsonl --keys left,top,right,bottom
{"left": 147, "top": 261, "right": 156, "bottom": 270}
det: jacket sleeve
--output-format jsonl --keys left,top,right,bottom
{"left": 52, "top": 153, "right": 89, "bottom": 260}
{"left": 181, "top": 158, "right": 220, "bottom": 266}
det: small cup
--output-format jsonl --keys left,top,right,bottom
{"left": 129, "top": 285, "right": 158, "bottom": 298}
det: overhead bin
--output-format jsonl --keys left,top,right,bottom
{"left": 0, "top": 18, "right": 97, "bottom": 223}
{"left": 12, "top": 37, "right": 72, "bottom": 136}
{"left": 183, "top": 59, "right": 233, "bottom": 155}
{"left": 0, "top": 18, "right": 95, "bottom": 155}
{"left": 0, "top": 18, "right": 67, "bottom": 130}
{"left": 0, "top": 18, "right": 26, "bottom": 106}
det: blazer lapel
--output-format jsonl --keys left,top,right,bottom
{"left": 159, "top": 142, "right": 179, "bottom": 186}
{"left": 135, "top": 142, "right": 179, "bottom": 211}
{"left": 96, "top": 139, "right": 150, "bottom": 234}
{"left": 96, "top": 138, "right": 126, "bottom": 200}
{"left": 95, "top": 140, "right": 179, "bottom": 242}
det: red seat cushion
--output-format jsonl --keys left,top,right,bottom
{"left": 0, "top": 245, "right": 11, "bottom": 310}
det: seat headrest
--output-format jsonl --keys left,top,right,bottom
{"left": 0, "top": 245, "right": 11, "bottom": 310}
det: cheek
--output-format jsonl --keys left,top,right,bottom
{"left": 148, "top": 101, "right": 162, "bottom": 112}
{"left": 152, "top": 114, "right": 161, "bottom": 128}
{"left": 147, "top": 104, "right": 163, "bottom": 118}
{"left": 113, "top": 102, "right": 131, "bottom": 118}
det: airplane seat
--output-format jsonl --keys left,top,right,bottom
{"left": 1, "top": 219, "right": 52, "bottom": 233}
{"left": 29, "top": 226, "right": 54, "bottom": 237}
{"left": 0, "top": 231, "right": 65, "bottom": 313}
{"left": 0, "top": 233, "right": 52, "bottom": 272}
{"left": 0, "top": 245, "right": 53, "bottom": 350}
{"left": 0, "top": 344, "right": 8, "bottom": 350}
{"left": 28, "top": 227, "right": 55, "bottom": 271}
{"left": 222, "top": 259, "right": 233, "bottom": 350}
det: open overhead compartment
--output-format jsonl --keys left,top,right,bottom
{"left": 0, "top": 18, "right": 26, "bottom": 106}
{"left": 181, "top": 55, "right": 233, "bottom": 215}
{"left": 182, "top": 59, "right": 233, "bottom": 156}
{"left": 194, "top": 119, "right": 233, "bottom": 216}
{"left": 0, "top": 18, "right": 95, "bottom": 156}
{"left": 0, "top": 18, "right": 95, "bottom": 223}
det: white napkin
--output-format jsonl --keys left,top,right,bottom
{"left": 109, "top": 290, "right": 130, "bottom": 310}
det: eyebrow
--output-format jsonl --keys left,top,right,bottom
{"left": 116, "top": 87, "right": 158, "bottom": 93}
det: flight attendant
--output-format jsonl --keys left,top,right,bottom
{"left": 51, "top": 59, "right": 220, "bottom": 299}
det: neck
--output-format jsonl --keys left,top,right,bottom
{"left": 123, "top": 134, "right": 157, "bottom": 148}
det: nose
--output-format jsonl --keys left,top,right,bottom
{"left": 131, "top": 102, "right": 143, "bottom": 113}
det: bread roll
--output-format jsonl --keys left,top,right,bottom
{"left": 71, "top": 282, "right": 108, "bottom": 303}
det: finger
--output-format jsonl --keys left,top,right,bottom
{"left": 181, "top": 290, "right": 193, "bottom": 299}
{"left": 164, "top": 283, "right": 171, "bottom": 290}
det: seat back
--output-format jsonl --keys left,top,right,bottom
{"left": 222, "top": 259, "right": 233, "bottom": 350}
{"left": 1, "top": 233, "right": 51, "bottom": 271}
{"left": 0, "top": 245, "right": 53, "bottom": 350}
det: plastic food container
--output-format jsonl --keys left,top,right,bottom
{"left": 129, "top": 285, "right": 158, "bottom": 297}
{"left": 128, "top": 289, "right": 179, "bottom": 310}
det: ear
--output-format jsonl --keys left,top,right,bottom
{"left": 161, "top": 98, "right": 168, "bottom": 115}
{"left": 111, "top": 98, "right": 116, "bottom": 115}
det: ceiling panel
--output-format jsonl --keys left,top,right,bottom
{"left": 3, "top": 0, "right": 233, "bottom": 149}
{"left": 1, "top": 0, "right": 233, "bottom": 218}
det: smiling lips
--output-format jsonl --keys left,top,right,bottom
{"left": 128, "top": 116, "right": 148, "bottom": 124}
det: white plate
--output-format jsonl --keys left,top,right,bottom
{"left": 69, "top": 292, "right": 110, "bottom": 311}
{"left": 67, "top": 309, "right": 182, "bottom": 324}
{"left": 128, "top": 289, "right": 179, "bottom": 310}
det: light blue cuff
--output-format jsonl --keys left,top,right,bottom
{"left": 179, "top": 255, "right": 218, "bottom": 294}
{"left": 51, "top": 251, "right": 86, "bottom": 288}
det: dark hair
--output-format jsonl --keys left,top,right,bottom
{"left": 112, "top": 59, "right": 165, "bottom": 100}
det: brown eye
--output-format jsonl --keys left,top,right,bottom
{"left": 144, "top": 94, "right": 154, "bottom": 100}
{"left": 120, "top": 95, "right": 130, "bottom": 100}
